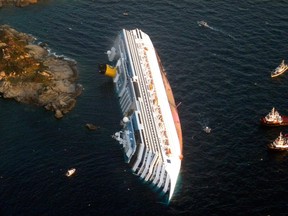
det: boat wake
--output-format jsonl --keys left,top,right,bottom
{"left": 197, "top": 21, "right": 236, "bottom": 40}
{"left": 190, "top": 114, "right": 212, "bottom": 140}
{"left": 197, "top": 114, "right": 211, "bottom": 134}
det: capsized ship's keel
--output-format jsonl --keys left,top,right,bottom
{"left": 100, "top": 29, "right": 183, "bottom": 202}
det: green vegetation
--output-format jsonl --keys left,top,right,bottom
{"left": 0, "top": 26, "right": 50, "bottom": 84}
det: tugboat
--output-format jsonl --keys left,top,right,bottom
{"left": 271, "top": 60, "right": 288, "bottom": 78}
{"left": 260, "top": 107, "right": 288, "bottom": 126}
{"left": 268, "top": 132, "right": 288, "bottom": 151}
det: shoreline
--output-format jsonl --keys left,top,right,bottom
{"left": 0, "top": 0, "right": 39, "bottom": 8}
{"left": 0, "top": 25, "right": 83, "bottom": 119}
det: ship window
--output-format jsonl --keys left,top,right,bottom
{"left": 167, "top": 159, "right": 171, "bottom": 163}
{"left": 134, "top": 130, "right": 141, "bottom": 145}
{"left": 126, "top": 61, "right": 134, "bottom": 77}
{"left": 141, "top": 130, "right": 146, "bottom": 146}
{"left": 131, "top": 113, "right": 138, "bottom": 130}
{"left": 120, "top": 40, "right": 127, "bottom": 60}
{"left": 133, "top": 82, "right": 141, "bottom": 98}
{"left": 118, "top": 70, "right": 125, "bottom": 87}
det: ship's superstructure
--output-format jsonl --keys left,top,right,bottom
{"left": 99, "top": 29, "right": 183, "bottom": 201}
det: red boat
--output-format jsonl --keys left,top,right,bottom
{"left": 260, "top": 107, "right": 288, "bottom": 126}
{"left": 267, "top": 132, "right": 288, "bottom": 151}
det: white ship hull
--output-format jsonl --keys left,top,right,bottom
{"left": 101, "top": 29, "right": 183, "bottom": 202}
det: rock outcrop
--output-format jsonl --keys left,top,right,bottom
{"left": 85, "top": 123, "right": 100, "bottom": 131}
{"left": 0, "top": 25, "right": 83, "bottom": 119}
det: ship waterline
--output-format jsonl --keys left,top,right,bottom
{"left": 99, "top": 29, "right": 183, "bottom": 201}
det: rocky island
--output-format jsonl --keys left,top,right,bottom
{"left": 0, "top": 25, "right": 82, "bottom": 119}
{"left": 0, "top": 0, "right": 38, "bottom": 8}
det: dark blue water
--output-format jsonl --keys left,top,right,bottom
{"left": 0, "top": 1, "right": 288, "bottom": 215}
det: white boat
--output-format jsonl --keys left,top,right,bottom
{"left": 66, "top": 168, "right": 76, "bottom": 177}
{"left": 197, "top": 20, "right": 209, "bottom": 27}
{"left": 271, "top": 60, "right": 288, "bottom": 78}
{"left": 203, "top": 126, "right": 211, "bottom": 133}
{"left": 99, "top": 29, "right": 183, "bottom": 202}
{"left": 260, "top": 107, "right": 288, "bottom": 126}
{"left": 268, "top": 132, "right": 288, "bottom": 151}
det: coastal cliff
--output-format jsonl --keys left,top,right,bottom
{"left": 0, "top": 25, "right": 82, "bottom": 119}
{"left": 0, "top": 0, "right": 38, "bottom": 8}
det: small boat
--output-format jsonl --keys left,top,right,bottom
{"left": 66, "top": 168, "right": 76, "bottom": 177}
{"left": 197, "top": 20, "right": 209, "bottom": 27}
{"left": 260, "top": 107, "right": 288, "bottom": 126}
{"left": 268, "top": 132, "right": 288, "bottom": 151}
{"left": 85, "top": 123, "right": 99, "bottom": 131}
{"left": 203, "top": 126, "right": 211, "bottom": 133}
{"left": 271, "top": 60, "right": 288, "bottom": 78}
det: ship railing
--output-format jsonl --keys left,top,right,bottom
{"left": 140, "top": 150, "right": 153, "bottom": 179}
{"left": 126, "top": 32, "right": 160, "bottom": 155}
{"left": 139, "top": 100, "right": 156, "bottom": 153}
{"left": 143, "top": 61, "right": 169, "bottom": 140}
{"left": 135, "top": 70, "right": 164, "bottom": 156}
{"left": 152, "top": 162, "right": 163, "bottom": 185}
{"left": 157, "top": 166, "right": 166, "bottom": 188}
{"left": 140, "top": 48, "right": 173, "bottom": 159}
{"left": 149, "top": 156, "right": 160, "bottom": 180}
{"left": 137, "top": 148, "right": 150, "bottom": 175}
{"left": 163, "top": 173, "right": 170, "bottom": 193}
{"left": 127, "top": 30, "right": 172, "bottom": 164}
{"left": 145, "top": 153, "right": 159, "bottom": 181}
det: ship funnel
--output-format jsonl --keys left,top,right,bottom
{"left": 98, "top": 64, "right": 117, "bottom": 78}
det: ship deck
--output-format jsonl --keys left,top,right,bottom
{"left": 123, "top": 29, "right": 182, "bottom": 163}
{"left": 120, "top": 29, "right": 182, "bottom": 199}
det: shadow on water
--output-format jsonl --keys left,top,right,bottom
{"left": 98, "top": 79, "right": 115, "bottom": 96}
{"left": 267, "top": 150, "right": 288, "bottom": 162}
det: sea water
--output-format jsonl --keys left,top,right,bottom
{"left": 0, "top": 1, "right": 288, "bottom": 215}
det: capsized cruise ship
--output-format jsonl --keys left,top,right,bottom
{"left": 99, "top": 29, "right": 183, "bottom": 201}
